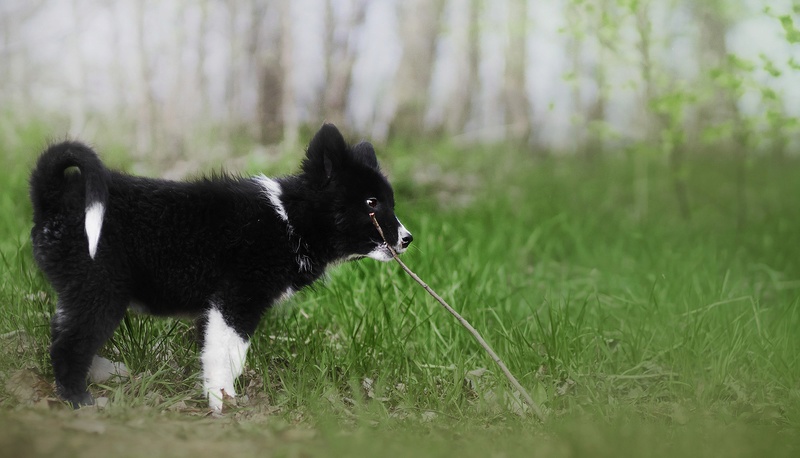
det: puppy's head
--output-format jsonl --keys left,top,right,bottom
{"left": 301, "top": 124, "right": 412, "bottom": 262}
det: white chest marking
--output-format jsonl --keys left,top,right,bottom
{"left": 253, "top": 175, "right": 313, "bottom": 273}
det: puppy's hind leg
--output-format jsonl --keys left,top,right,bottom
{"left": 50, "top": 293, "right": 127, "bottom": 408}
{"left": 199, "top": 306, "right": 251, "bottom": 413}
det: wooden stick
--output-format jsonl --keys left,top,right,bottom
{"left": 369, "top": 213, "right": 545, "bottom": 421}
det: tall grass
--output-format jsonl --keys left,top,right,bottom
{"left": 1, "top": 128, "right": 799, "bottom": 455}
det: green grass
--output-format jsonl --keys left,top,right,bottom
{"left": 1, "top": 129, "right": 799, "bottom": 456}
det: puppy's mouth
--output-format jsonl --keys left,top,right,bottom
{"left": 366, "top": 215, "right": 413, "bottom": 262}
{"left": 366, "top": 241, "right": 405, "bottom": 262}
{"left": 390, "top": 241, "right": 410, "bottom": 255}
{"left": 358, "top": 218, "right": 413, "bottom": 262}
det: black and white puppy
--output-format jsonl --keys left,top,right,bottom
{"left": 29, "top": 124, "right": 412, "bottom": 412}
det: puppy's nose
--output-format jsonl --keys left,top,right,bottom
{"left": 401, "top": 233, "right": 413, "bottom": 249}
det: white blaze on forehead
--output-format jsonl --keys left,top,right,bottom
{"left": 85, "top": 201, "right": 105, "bottom": 259}
{"left": 254, "top": 175, "right": 288, "bottom": 222}
{"left": 201, "top": 307, "right": 250, "bottom": 412}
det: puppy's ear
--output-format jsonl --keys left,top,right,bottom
{"left": 302, "top": 123, "right": 347, "bottom": 186}
{"left": 352, "top": 141, "right": 379, "bottom": 169}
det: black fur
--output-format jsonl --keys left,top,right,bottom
{"left": 29, "top": 124, "right": 412, "bottom": 409}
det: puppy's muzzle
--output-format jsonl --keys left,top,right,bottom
{"left": 397, "top": 223, "right": 413, "bottom": 252}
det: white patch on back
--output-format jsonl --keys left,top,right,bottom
{"left": 254, "top": 175, "right": 288, "bottom": 222}
{"left": 201, "top": 306, "right": 250, "bottom": 413}
{"left": 84, "top": 201, "right": 105, "bottom": 259}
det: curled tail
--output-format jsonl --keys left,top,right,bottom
{"left": 30, "top": 142, "right": 110, "bottom": 259}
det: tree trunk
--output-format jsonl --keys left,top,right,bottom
{"left": 196, "top": 0, "right": 211, "bottom": 119}
{"left": 695, "top": 2, "right": 748, "bottom": 228}
{"left": 636, "top": 3, "right": 691, "bottom": 221}
{"left": 392, "top": 0, "right": 445, "bottom": 135}
{"left": 445, "top": 0, "right": 480, "bottom": 134}
{"left": 280, "top": 0, "right": 298, "bottom": 148}
{"left": 253, "top": 1, "right": 284, "bottom": 144}
{"left": 322, "top": 0, "right": 367, "bottom": 128}
{"left": 135, "top": 0, "right": 157, "bottom": 159}
{"left": 504, "top": 0, "right": 530, "bottom": 143}
{"left": 566, "top": 1, "right": 585, "bottom": 153}
{"left": 69, "top": 0, "right": 87, "bottom": 138}
{"left": 586, "top": 0, "right": 615, "bottom": 157}
{"left": 226, "top": 1, "right": 241, "bottom": 139}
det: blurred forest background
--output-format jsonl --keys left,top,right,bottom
{"left": 0, "top": 0, "right": 798, "bottom": 161}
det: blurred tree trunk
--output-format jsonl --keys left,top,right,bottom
{"left": 694, "top": 2, "right": 738, "bottom": 148}
{"left": 110, "top": 3, "right": 131, "bottom": 131}
{"left": 631, "top": 4, "right": 652, "bottom": 221}
{"left": 504, "top": 0, "right": 530, "bottom": 143}
{"left": 226, "top": 1, "right": 241, "bottom": 138}
{"left": 2, "top": 2, "right": 45, "bottom": 117}
{"left": 253, "top": 1, "right": 284, "bottom": 144}
{"left": 695, "top": 2, "right": 749, "bottom": 229}
{"left": 196, "top": 0, "right": 211, "bottom": 119}
{"left": 391, "top": 0, "right": 444, "bottom": 135}
{"left": 1, "top": 12, "right": 9, "bottom": 99}
{"left": 585, "top": 0, "right": 616, "bottom": 157}
{"left": 565, "top": 0, "right": 585, "bottom": 153}
{"left": 445, "top": 0, "right": 480, "bottom": 134}
{"left": 280, "top": 0, "right": 298, "bottom": 147}
{"left": 166, "top": 2, "right": 190, "bottom": 158}
{"left": 636, "top": 3, "right": 691, "bottom": 221}
{"left": 323, "top": 0, "right": 367, "bottom": 127}
{"left": 69, "top": 0, "right": 87, "bottom": 137}
{"left": 563, "top": 0, "right": 612, "bottom": 156}
{"left": 135, "top": 0, "right": 157, "bottom": 158}
{"left": 586, "top": 55, "right": 607, "bottom": 157}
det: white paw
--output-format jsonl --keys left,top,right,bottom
{"left": 206, "top": 386, "right": 236, "bottom": 413}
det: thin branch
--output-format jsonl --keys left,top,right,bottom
{"left": 369, "top": 213, "right": 545, "bottom": 422}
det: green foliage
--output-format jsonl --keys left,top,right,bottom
{"left": 557, "top": 1, "right": 798, "bottom": 163}
{"left": 778, "top": 14, "right": 800, "bottom": 43}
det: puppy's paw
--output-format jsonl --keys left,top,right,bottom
{"left": 207, "top": 387, "right": 237, "bottom": 415}
{"left": 66, "top": 391, "right": 94, "bottom": 409}
{"left": 56, "top": 381, "right": 94, "bottom": 409}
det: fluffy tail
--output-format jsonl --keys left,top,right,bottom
{"left": 29, "top": 142, "right": 110, "bottom": 259}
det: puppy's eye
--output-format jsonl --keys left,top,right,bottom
{"left": 366, "top": 198, "right": 378, "bottom": 208}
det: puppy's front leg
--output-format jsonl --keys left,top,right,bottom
{"left": 200, "top": 307, "right": 250, "bottom": 413}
